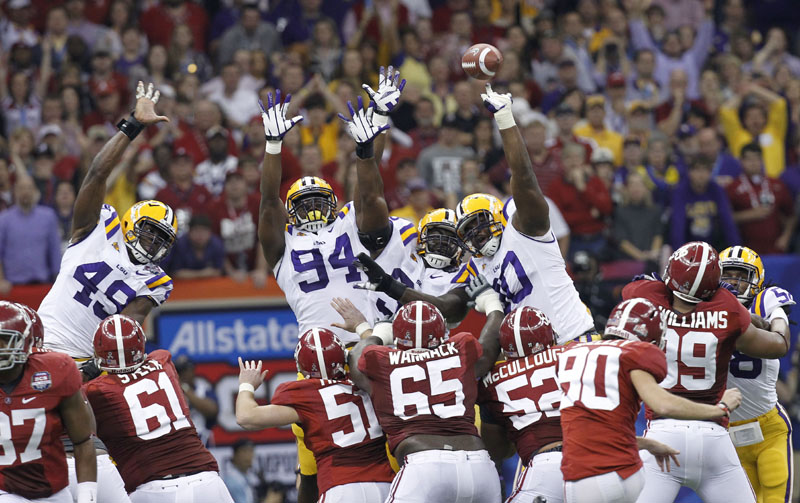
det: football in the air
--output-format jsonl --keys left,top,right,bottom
{"left": 461, "top": 43, "right": 503, "bottom": 80}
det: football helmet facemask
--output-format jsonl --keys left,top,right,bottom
{"left": 418, "top": 209, "right": 463, "bottom": 269}
{"left": 455, "top": 193, "right": 506, "bottom": 258}
{"left": 285, "top": 176, "right": 338, "bottom": 232}
{"left": 0, "top": 302, "right": 34, "bottom": 371}
{"left": 121, "top": 200, "right": 178, "bottom": 264}
{"left": 719, "top": 246, "right": 765, "bottom": 304}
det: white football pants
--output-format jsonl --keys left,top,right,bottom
{"left": 385, "top": 449, "right": 501, "bottom": 503}
{"left": 67, "top": 454, "right": 130, "bottom": 503}
{"left": 0, "top": 488, "right": 71, "bottom": 502}
{"left": 507, "top": 451, "right": 563, "bottom": 503}
{"left": 636, "top": 419, "right": 756, "bottom": 503}
{"left": 129, "top": 471, "right": 233, "bottom": 503}
{"left": 564, "top": 468, "right": 644, "bottom": 503}
{"left": 320, "top": 482, "right": 391, "bottom": 502}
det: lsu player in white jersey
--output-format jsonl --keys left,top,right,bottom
{"left": 721, "top": 246, "right": 795, "bottom": 503}
{"left": 257, "top": 69, "right": 413, "bottom": 502}
{"left": 355, "top": 84, "right": 595, "bottom": 344}
{"left": 37, "top": 82, "right": 176, "bottom": 503}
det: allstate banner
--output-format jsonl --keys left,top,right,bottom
{"left": 155, "top": 306, "right": 299, "bottom": 363}
{"left": 152, "top": 305, "right": 300, "bottom": 447}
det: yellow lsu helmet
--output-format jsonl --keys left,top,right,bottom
{"left": 285, "top": 176, "right": 337, "bottom": 232}
{"left": 719, "top": 245, "right": 765, "bottom": 304}
{"left": 418, "top": 208, "right": 463, "bottom": 270}
{"left": 121, "top": 200, "right": 178, "bottom": 264}
{"left": 455, "top": 193, "right": 506, "bottom": 257}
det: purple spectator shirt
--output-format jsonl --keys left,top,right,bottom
{"left": 0, "top": 205, "right": 61, "bottom": 284}
{"left": 163, "top": 234, "right": 225, "bottom": 274}
{"left": 669, "top": 179, "right": 741, "bottom": 250}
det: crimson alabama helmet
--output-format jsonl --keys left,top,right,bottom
{"left": 0, "top": 301, "right": 34, "bottom": 370}
{"left": 93, "top": 315, "right": 147, "bottom": 374}
{"left": 17, "top": 304, "right": 44, "bottom": 349}
{"left": 295, "top": 328, "right": 346, "bottom": 380}
{"left": 663, "top": 241, "right": 721, "bottom": 303}
{"left": 393, "top": 301, "right": 447, "bottom": 350}
{"left": 500, "top": 307, "right": 557, "bottom": 359}
{"left": 605, "top": 298, "right": 665, "bottom": 349}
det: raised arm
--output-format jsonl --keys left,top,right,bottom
{"left": 481, "top": 84, "right": 550, "bottom": 236}
{"left": 257, "top": 90, "right": 304, "bottom": 268}
{"left": 687, "top": 1, "right": 715, "bottom": 69}
{"left": 468, "top": 275, "right": 505, "bottom": 378}
{"left": 362, "top": 66, "right": 406, "bottom": 165}
{"left": 331, "top": 297, "right": 382, "bottom": 393}
{"left": 71, "top": 82, "right": 168, "bottom": 242}
{"left": 235, "top": 358, "right": 300, "bottom": 430}
{"left": 339, "top": 96, "right": 392, "bottom": 246}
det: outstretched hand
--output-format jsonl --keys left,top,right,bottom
{"left": 133, "top": 81, "right": 169, "bottom": 125}
{"left": 259, "top": 89, "right": 304, "bottom": 141}
{"left": 331, "top": 297, "right": 369, "bottom": 332}
{"left": 480, "top": 83, "right": 513, "bottom": 115}
{"left": 362, "top": 65, "right": 406, "bottom": 115}
{"left": 238, "top": 357, "right": 268, "bottom": 391}
{"left": 338, "top": 96, "right": 390, "bottom": 145}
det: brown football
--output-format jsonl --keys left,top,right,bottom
{"left": 461, "top": 43, "right": 503, "bottom": 80}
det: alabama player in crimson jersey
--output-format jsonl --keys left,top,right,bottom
{"left": 478, "top": 307, "right": 565, "bottom": 503}
{"left": 0, "top": 302, "right": 97, "bottom": 503}
{"left": 236, "top": 328, "right": 395, "bottom": 502}
{"left": 82, "top": 315, "right": 232, "bottom": 503}
{"left": 332, "top": 298, "right": 504, "bottom": 503}
{"left": 558, "top": 298, "right": 744, "bottom": 503}
{"left": 622, "top": 241, "right": 790, "bottom": 503}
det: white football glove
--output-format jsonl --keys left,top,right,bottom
{"left": 338, "top": 96, "right": 389, "bottom": 145}
{"left": 466, "top": 274, "right": 504, "bottom": 314}
{"left": 135, "top": 81, "right": 160, "bottom": 104}
{"left": 480, "top": 83, "right": 515, "bottom": 130}
{"left": 259, "top": 89, "right": 303, "bottom": 150}
{"left": 362, "top": 65, "right": 406, "bottom": 127}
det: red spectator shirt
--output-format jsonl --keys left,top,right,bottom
{"left": 271, "top": 379, "right": 395, "bottom": 494}
{"left": 547, "top": 175, "right": 613, "bottom": 235}
{"left": 725, "top": 174, "right": 793, "bottom": 255}
{"left": 83, "top": 350, "right": 218, "bottom": 492}
{"left": 358, "top": 333, "right": 482, "bottom": 452}
{"left": 140, "top": 3, "right": 209, "bottom": 52}
{"left": 478, "top": 346, "right": 565, "bottom": 465}
{"left": 558, "top": 340, "right": 667, "bottom": 481}
{"left": 622, "top": 280, "right": 751, "bottom": 426}
{"left": 207, "top": 194, "right": 261, "bottom": 270}
{"left": 0, "top": 351, "right": 81, "bottom": 499}
{"left": 155, "top": 183, "right": 214, "bottom": 233}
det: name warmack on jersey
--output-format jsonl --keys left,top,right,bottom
{"left": 388, "top": 342, "right": 458, "bottom": 365}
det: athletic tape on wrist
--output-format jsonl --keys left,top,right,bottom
{"left": 238, "top": 383, "right": 255, "bottom": 394}
{"left": 494, "top": 109, "right": 516, "bottom": 130}
{"left": 265, "top": 141, "right": 282, "bottom": 154}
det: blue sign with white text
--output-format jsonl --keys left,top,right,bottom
{"left": 154, "top": 307, "right": 299, "bottom": 364}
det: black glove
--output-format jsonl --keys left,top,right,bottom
{"left": 354, "top": 252, "right": 408, "bottom": 299}
{"left": 81, "top": 360, "right": 102, "bottom": 382}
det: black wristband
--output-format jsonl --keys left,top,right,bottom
{"left": 374, "top": 109, "right": 389, "bottom": 116}
{"left": 355, "top": 141, "right": 374, "bottom": 159}
{"left": 117, "top": 113, "right": 145, "bottom": 140}
{"left": 376, "top": 275, "right": 407, "bottom": 300}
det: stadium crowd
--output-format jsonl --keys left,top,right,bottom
{"left": 2, "top": 0, "right": 800, "bottom": 502}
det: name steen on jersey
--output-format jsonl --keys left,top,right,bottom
{"left": 482, "top": 347, "right": 563, "bottom": 386}
{"left": 117, "top": 358, "right": 164, "bottom": 384}
{"left": 387, "top": 342, "right": 458, "bottom": 366}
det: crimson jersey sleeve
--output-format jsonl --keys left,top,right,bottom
{"left": 271, "top": 379, "right": 394, "bottom": 494}
{"left": 83, "top": 350, "right": 218, "bottom": 493}
{"left": 622, "top": 341, "right": 667, "bottom": 383}
{"left": 0, "top": 352, "right": 82, "bottom": 499}
{"left": 359, "top": 333, "right": 481, "bottom": 452}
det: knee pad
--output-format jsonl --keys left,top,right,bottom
{"left": 757, "top": 447, "right": 790, "bottom": 489}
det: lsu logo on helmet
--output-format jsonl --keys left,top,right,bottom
{"left": 121, "top": 200, "right": 177, "bottom": 264}
{"left": 285, "top": 176, "right": 338, "bottom": 232}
